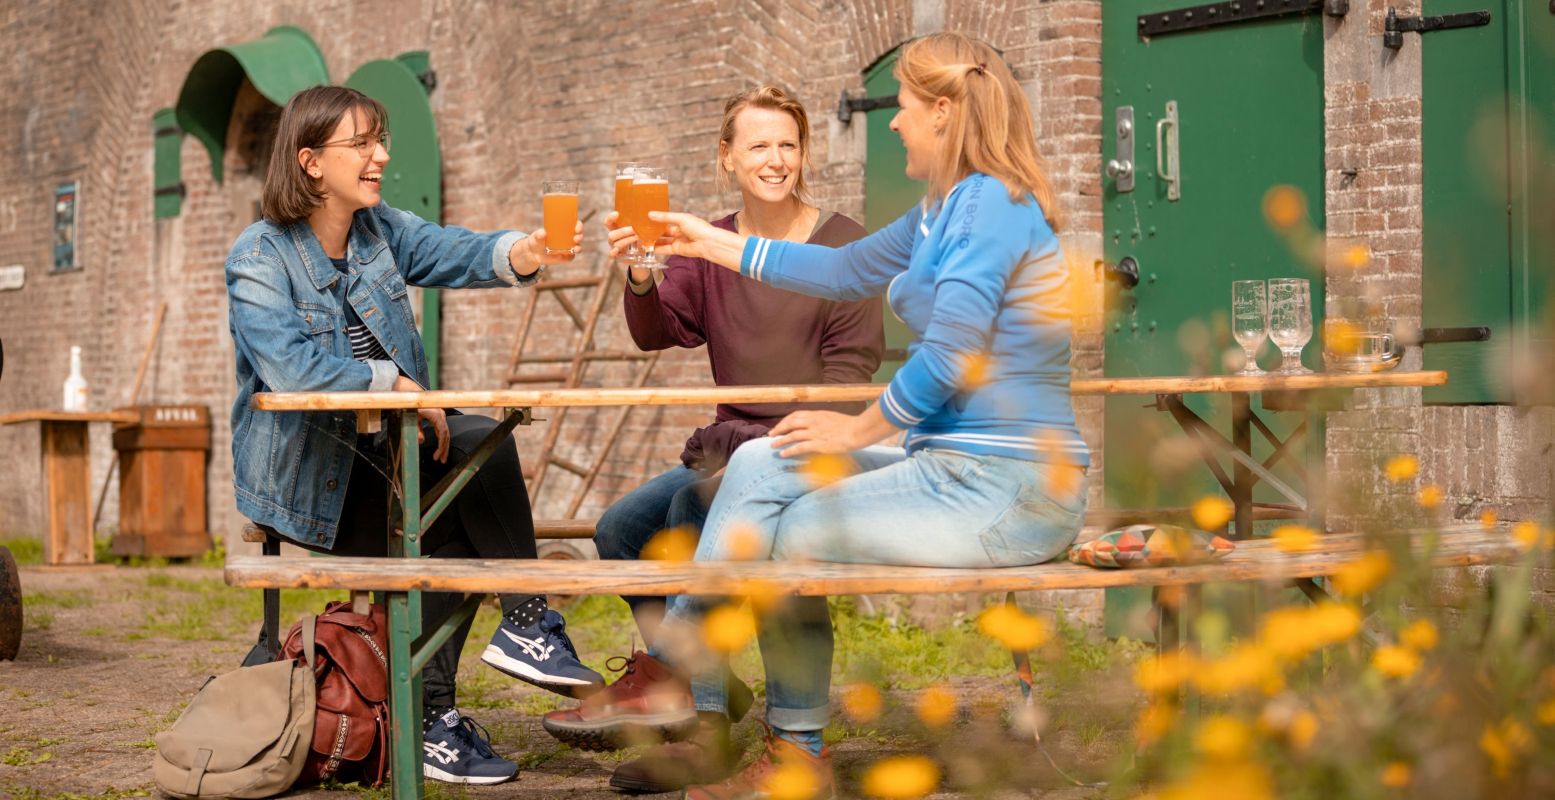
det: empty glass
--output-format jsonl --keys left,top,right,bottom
{"left": 1268, "top": 277, "right": 1314, "bottom": 374}
{"left": 1231, "top": 279, "right": 1268, "bottom": 376}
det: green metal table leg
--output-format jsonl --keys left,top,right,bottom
{"left": 388, "top": 411, "right": 425, "bottom": 800}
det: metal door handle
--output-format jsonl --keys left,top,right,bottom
{"left": 1156, "top": 101, "right": 1180, "bottom": 201}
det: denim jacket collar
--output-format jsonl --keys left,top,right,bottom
{"left": 283, "top": 210, "right": 391, "bottom": 291}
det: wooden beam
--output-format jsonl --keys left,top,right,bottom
{"left": 225, "top": 527, "right": 1521, "bottom": 596}
{"left": 251, "top": 372, "right": 1448, "bottom": 412}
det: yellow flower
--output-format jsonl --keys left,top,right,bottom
{"left": 1384, "top": 455, "right": 1418, "bottom": 483}
{"left": 976, "top": 604, "right": 1052, "bottom": 651}
{"left": 1417, "top": 485, "right": 1444, "bottom": 509}
{"left": 913, "top": 685, "right": 957, "bottom": 728}
{"left": 1194, "top": 715, "right": 1251, "bottom": 761}
{"left": 860, "top": 755, "right": 940, "bottom": 800}
{"left": 1262, "top": 185, "right": 1308, "bottom": 231}
{"left": 1135, "top": 701, "right": 1177, "bottom": 746}
{"left": 1332, "top": 550, "right": 1391, "bottom": 597}
{"left": 641, "top": 525, "right": 698, "bottom": 561}
{"left": 1272, "top": 524, "right": 1319, "bottom": 553}
{"left": 1160, "top": 761, "right": 1274, "bottom": 800}
{"left": 1372, "top": 645, "right": 1421, "bottom": 679}
{"left": 839, "top": 683, "right": 882, "bottom": 724}
{"left": 1512, "top": 521, "right": 1542, "bottom": 551}
{"left": 1535, "top": 699, "right": 1555, "bottom": 727}
{"left": 1134, "top": 650, "right": 1198, "bottom": 695}
{"left": 1341, "top": 243, "right": 1371, "bottom": 270}
{"left": 1381, "top": 761, "right": 1412, "bottom": 788}
{"left": 733, "top": 577, "right": 783, "bottom": 613}
{"left": 1287, "top": 710, "right": 1318, "bottom": 751}
{"left": 763, "top": 759, "right": 824, "bottom": 800}
{"left": 800, "top": 453, "right": 855, "bottom": 490}
{"left": 701, "top": 605, "right": 756, "bottom": 654}
{"left": 960, "top": 352, "right": 993, "bottom": 389}
{"left": 1195, "top": 644, "right": 1283, "bottom": 696}
{"left": 1399, "top": 619, "right": 1438, "bottom": 652}
{"left": 725, "top": 525, "right": 763, "bottom": 560}
{"left": 1191, "top": 496, "right": 1234, "bottom": 531}
{"left": 1481, "top": 509, "right": 1498, "bottom": 528}
{"left": 1260, "top": 602, "right": 1363, "bottom": 660}
{"left": 1479, "top": 718, "right": 1533, "bottom": 779}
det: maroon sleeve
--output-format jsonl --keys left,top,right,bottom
{"left": 812, "top": 214, "right": 885, "bottom": 384}
{"left": 622, "top": 257, "right": 708, "bottom": 350}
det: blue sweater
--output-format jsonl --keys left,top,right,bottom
{"left": 740, "top": 173, "right": 1089, "bottom": 467}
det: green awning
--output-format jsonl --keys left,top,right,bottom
{"left": 174, "top": 26, "right": 328, "bottom": 184}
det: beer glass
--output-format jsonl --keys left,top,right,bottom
{"left": 628, "top": 168, "right": 670, "bottom": 267}
{"left": 614, "top": 163, "right": 649, "bottom": 265}
{"left": 541, "top": 181, "right": 578, "bottom": 257}
{"left": 1268, "top": 277, "right": 1313, "bottom": 374}
{"left": 1231, "top": 279, "right": 1268, "bottom": 376}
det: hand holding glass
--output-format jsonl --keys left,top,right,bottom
{"left": 1231, "top": 279, "right": 1268, "bottom": 376}
{"left": 624, "top": 168, "right": 670, "bottom": 268}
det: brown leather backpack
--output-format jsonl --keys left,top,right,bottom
{"left": 280, "top": 600, "right": 391, "bottom": 788}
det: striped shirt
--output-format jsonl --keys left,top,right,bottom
{"left": 329, "top": 257, "right": 392, "bottom": 363}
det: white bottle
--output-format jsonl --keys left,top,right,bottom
{"left": 62, "top": 345, "right": 87, "bottom": 412}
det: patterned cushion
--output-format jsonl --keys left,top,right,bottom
{"left": 1067, "top": 523, "right": 1235, "bottom": 569}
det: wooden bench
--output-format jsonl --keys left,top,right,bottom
{"left": 226, "top": 525, "right": 1522, "bottom": 800}
{"left": 235, "top": 374, "right": 1451, "bottom": 800}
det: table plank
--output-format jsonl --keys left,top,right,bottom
{"left": 226, "top": 526, "right": 1520, "bottom": 596}
{"left": 251, "top": 372, "right": 1447, "bottom": 412}
{"left": 0, "top": 410, "right": 139, "bottom": 425}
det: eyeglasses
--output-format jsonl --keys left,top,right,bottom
{"left": 313, "top": 131, "right": 391, "bottom": 157}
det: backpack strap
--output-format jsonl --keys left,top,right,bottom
{"left": 301, "top": 614, "right": 318, "bottom": 672}
{"left": 183, "top": 748, "right": 212, "bottom": 795}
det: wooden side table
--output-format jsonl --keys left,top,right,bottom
{"left": 0, "top": 410, "right": 137, "bottom": 565}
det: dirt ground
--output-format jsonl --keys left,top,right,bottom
{"left": 0, "top": 562, "right": 1120, "bottom": 799}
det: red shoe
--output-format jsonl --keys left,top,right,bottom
{"left": 541, "top": 651, "right": 698, "bottom": 751}
{"left": 683, "top": 730, "right": 836, "bottom": 800}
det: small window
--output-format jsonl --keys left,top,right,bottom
{"left": 52, "top": 182, "right": 78, "bottom": 273}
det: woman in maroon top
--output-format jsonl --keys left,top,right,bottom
{"left": 541, "top": 86, "right": 883, "bottom": 792}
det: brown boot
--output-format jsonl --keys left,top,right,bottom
{"left": 541, "top": 651, "right": 697, "bottom": 751}
{"left": 682, "top": 728, "right": 836, "bottom": 800}
{"left": 608, "top": 712, "right": 735, "bottom": 794}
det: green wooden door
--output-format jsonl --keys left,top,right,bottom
{"left": 863, "top": 50, "right": 924, "bottom": 383}
{"left": 1422, "top": 0, "right": 1554, "bottom": 404}
{"left": 1102, "top": 4, "right": 1327, "bottom": 635}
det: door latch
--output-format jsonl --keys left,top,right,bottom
{"left": 1106, "top": 106, "right": 1136, "bottom": 193}
{"left": 1157, "top": 101, "right": 1181, "bottom": 201}
{"left": 1383, "top": 7, "right": 1491, "bottom": 49}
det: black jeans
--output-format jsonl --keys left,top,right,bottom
{"left": 298, "top": 413, "right": 538, "bottom": 710}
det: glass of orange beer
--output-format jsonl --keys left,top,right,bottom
{"left": 615, "top": 163, "right": 649, "bottom": 265}
{"left": 628, "top": 168, "right": 670, "bottom": 267}
{"left": 541, "top": 180, "right": 579, "bottom": 257}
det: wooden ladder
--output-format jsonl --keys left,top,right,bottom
{"left": 505, "top": 264, "right": 659, "bottom": 517}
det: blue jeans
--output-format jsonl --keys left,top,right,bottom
{"left": 665, "top": 439, "right": 1088, "bottom": 731}
{"left": 594, "top": 465, "right": 716, "bottom": 614}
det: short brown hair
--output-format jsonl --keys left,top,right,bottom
{"left": 260, "top": 86, "right": 387, "bottom": 225}
{"left": 716, "top": 85, "right": 811, "bottom": 200}
{"left": 895, "top": 33, "right": 1061, "bottom": 230}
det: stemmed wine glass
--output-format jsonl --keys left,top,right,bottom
{"left": 627, "top": 167, "right": 670, "bottom": 268}
{"left": 1231, "top": 279, "right": 1268, "bottom": 376}
{"left": 614, "top": 162, "right": 653, "bottom": 268}
{"left": 1268, "top": 277, "right": 1314, "bottom": 374}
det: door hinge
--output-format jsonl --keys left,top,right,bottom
{"left": 1383, "top": 7, "right": 1491, "bottom": 49}
{"left": 836, "top": 92, "right": 900, "bottom": 124}
{"left": 1138, "top": 0, "right": 1326, "bottom": 39}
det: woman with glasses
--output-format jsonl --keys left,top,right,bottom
{"left": 224, "top": 85, "right": 598, "bottom": 786}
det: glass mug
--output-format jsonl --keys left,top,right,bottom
{"left": 1323, "top": 321, "right": 1401, "bottom": 373}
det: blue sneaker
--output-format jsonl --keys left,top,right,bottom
{"left": 422, "top": 709, "right": 517, "bottom": 785}
{"left": 481, "top": 609, "right": 606, "bottom": 698}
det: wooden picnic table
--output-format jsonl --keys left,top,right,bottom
{"left": 241, "top": 371, "right": 1445, "bottom": 800}
{"left": 0, "top": 409, "right": 138, "bottom": 565}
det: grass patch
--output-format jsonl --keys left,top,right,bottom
{"left": 0, "top": 538, "right": 43, "bottom": 565}
{"left": 21, "top": 590, "right": 92, "bottom": 609}
{"left": 1, "top": 789, "right": 150, "bottom": 800}
{"left": 1, "top": 746, "right": 54, "bottom": 766}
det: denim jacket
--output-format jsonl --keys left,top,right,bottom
{"left": 226, "top": 202, "right": 534, "bottom": 547}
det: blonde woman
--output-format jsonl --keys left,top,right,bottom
{"left": 638, "top": 33, "right": 1089, "bottom": 797}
